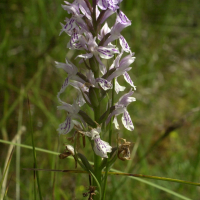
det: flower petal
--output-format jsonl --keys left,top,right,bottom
{"left": 96, "top": 78, "right": 113, "bottom": 90}
{"left": 60, "top": 18, "right": 77, "bottom": 35}
{"left": 113, "top": 116, "right": 120, "bottom": 129}
{"left": 97, "top": 0, "right": 109, "bottom": 10}
{"left": 97, "top": 46, "right": 119, "bottom": 59}
{"left": 99, "top": 63, "right": 107, "bottom": 75}
{"left": 119, "top": 54, "right": 135, "bottom": 71}
{"left": 118, "top": 89, "right": 136, "bottom": 106}
{"left": 99, "top": 9, "right": 114, "bottom": 24}
{"left": 57, "top": 117, "right": 74, "bottom": 134}
{"left": 115, "top": 78, "right": 125, "bottom": 94}
{"left": 57, "top": 102, "right": 74, "bottom": 113}
{"left": 76, "top": 53, "right": 93, "bottom": 60}
{"left": 123, "top": 72, "right": 136, "bottom": 90}
{"left": 79, "top": 4, "right": 92, "bottom": 21}
{"left": 55, "top": 58, "right": 78, "bottom": 75}
{"left": 57, "top": 77, "right": 70, "bottom": 102}
{"left": 122, "top": 109, "right": 134, "bottom": 131}
{"left": 93, "top": 137, "right": 112, "bottom": 158}
{"left": 117, "top": 10, "right": 131, "bottom": 24}
{"left": 99, "top": 22, "right": 111, "bottom": 41}
{"left": 76, "top": 93, "right": 86, "bottom": 107}
{"left": 119, "top": 35, "right": 131, "bottom": 53}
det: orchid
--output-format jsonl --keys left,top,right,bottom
{"left": 56, "top": 0, "right": 136, "bottom": 198}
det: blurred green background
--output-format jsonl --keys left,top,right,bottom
{"left": 1, "top": 0, "right": 200, "bottom": 199}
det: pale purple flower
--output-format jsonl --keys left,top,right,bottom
{"left": 74, "top": 0, "right": 92, "bottom": 21}
{"left": 69, "top": 81, "right": 90, "bottom": 106}
{"left": 97, "top": 0, "right": 123, "bottom": 12}
{"left": 62, "top": 1, "right": 80, "bottom": 15}
{"left": 76, "top": 33, "right": 119, "bottom": 67}
{"left": 106, "top": 89, "right": 136, "bottom": 131}
{"left": 119, "top": 35, "right": 131, "bottom": 53}
{"left": 86, "top": 70, "right": 113, "bottom": 90}
{"left": 57, "top": 101, "right": 84, "bottom": 135}
{"left": 67, "top": 28, "right": 87, "bottom": 50}
{"left": 82, "top": 127, "right": 112, "bottom": 158}
{"left": 59, "top": 2, "right": 89, "bottom": 36}
{"left": 104, "top": 10, "right": 131, "bottom": 46}
{"left": 96, "top": 78, "right": 113, "bottom": 90}
{"left": 107, "top": 52, "right": 136, "bottom": 91}
{"left": 55, "top": 58, "right": 85, "bottom": 103}
{"left": 98, "top": 22, "right": 111, "bottom": 41}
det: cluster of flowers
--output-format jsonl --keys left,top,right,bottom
{"left": 56, "top": 0, "right": 136, "bottom": 159}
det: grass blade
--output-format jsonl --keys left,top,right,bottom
{"left": 0, "top": 140, "right": 196, "bottom": 200}
{"left": 0, "top": 147, "right": 15, "bottom": 200}
{"left": 27, "top": 95, "right": 43, "bottom": 200}
{"left": 107, "top": 172, "right": 200, "bottom": 187}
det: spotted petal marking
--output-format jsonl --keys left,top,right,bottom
{"left": 97, "top": 0, "right": 109, "bottom": 10}
{"left": 96, "top": 78, "right": 113, "bottom": 90}
{"left": 60, "top": 77, "right": 69, "bottom": 94}
{"left": 93, "top": 137, "right": 112, "bottom": 158}
{"left": 57, "top": 117, "right": 74, "bottom": 135}
{"left": 97, "top": 47, "right": 119, "bottom": 59}
{"left": 123, "top": 72, "right": 136, "bottom": 90}
{"left": 119, "top": 35, "right": 131, "bottom": 53}
{"left": 60, "top": 18, "right": 76, "bottom": 35}
{"left": 117, "top": 10, "right": 131, "bottom": 24}
{"left": 57, "top": 77, "right": 70, "bottom": 103}
{"left": 122, "top": 109, "right": 134, "bottom": 131}
{"left": 68, "top": 31, "right": 84, "bottom": 50}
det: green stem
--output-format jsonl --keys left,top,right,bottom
{"left": 94, "top": 153, "right": 102, "bottom": 183}
{"left": 92, "top": 36, "right": 102, "bottom": 199}
{"left": 93, "top": 108, "right": 102, "bottom": 197}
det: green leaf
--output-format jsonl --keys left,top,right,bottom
{"left": 77, "top": 153, "right": 94, "bottom": 173}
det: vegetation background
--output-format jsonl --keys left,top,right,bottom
{"left": 0, "top": 0, "right": 200, "bottom": 199}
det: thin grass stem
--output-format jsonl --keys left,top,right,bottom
{"left": 0, "top": 147, "right": 15, "bottom": 200}
{"left": 27, "top": 95, "right": 43, "bottom": 200}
